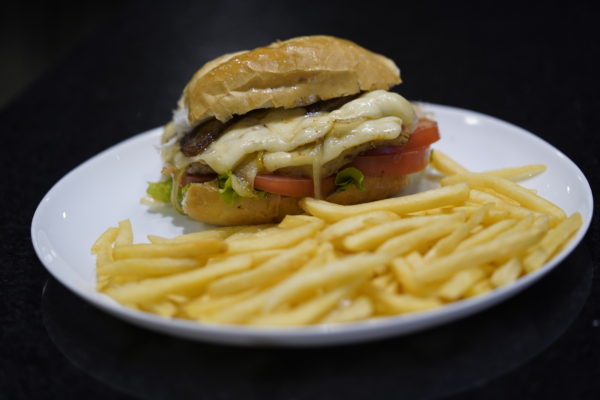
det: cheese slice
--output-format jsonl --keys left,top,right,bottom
{"left": 261, "top": 116, "right": 404, "bottom": 171}
{"left": 171, "top": 90, "right": 416, "bottom": 174}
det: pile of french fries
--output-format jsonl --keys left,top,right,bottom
{"left": 92, "top": 151, "right": 581, "bottom": 326}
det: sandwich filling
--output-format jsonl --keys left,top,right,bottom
{"left": 160, "top": 90, "right": 417, "bottom": 202}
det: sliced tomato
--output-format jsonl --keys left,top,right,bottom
{"left": 254, "top": 174, "right": 336, "bottom": 197}
{"left": 348, "top": 148, "right": 430, "bottom": 177}
{"left": 255, "top": 148, "right": 429, "bottom": 196}
{"left": 404, "top": 118, "right": 440, "bottom": 150}
{"left": 362, "top": 118, "right": 440, "bottom": 155}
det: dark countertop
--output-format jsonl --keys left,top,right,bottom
{"left": 1, "top": 1, "right": 598, "bottom": 399}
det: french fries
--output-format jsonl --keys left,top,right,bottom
{"left": 441, "top": 173, "right": 566, "bottom": 221}
{"left": 299, "top": 183, "right": 470, "bottom": 221}
{"left": 206, "top": 239, "right": 317, "bottom": 296}
{"left": 92, "top": 152, "right": 582, "bottom": 327}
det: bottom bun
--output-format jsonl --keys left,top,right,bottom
{"left": 182, "top": 176, "right": 410, "bottom": 226}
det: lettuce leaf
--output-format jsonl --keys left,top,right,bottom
{"left": 147, "top": 178, "right": 190, "bottom": 209}
{"left": 335, "top": 167, "right": 365, "bottom": 192}
{"left": 146, "top": 180, "right": 172, "bottom": 203}
{"left": 218, "top": 171, "right": 241, "bottom": 205}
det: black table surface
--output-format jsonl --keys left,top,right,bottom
{"left": 2, "top": 1, "right": 599, "bottom": 399}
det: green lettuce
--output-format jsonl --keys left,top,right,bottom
{"left": 147, "top": 178, "right": 190, "bottom": 211}
{"left": 218, "top": 171, "right": 241, "bottom": 205}
{"left": 335, "top": 167, "right": 365, "bottom": 192}
{"left": 146, "top": 180, "right": 172, "bottom": 203}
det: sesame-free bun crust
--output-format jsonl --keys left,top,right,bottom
{"left": 182, "top": 176, "right": 409, "bottom": 226}
{"left": 183, "top": 35, "right": 401, "bottom": 124}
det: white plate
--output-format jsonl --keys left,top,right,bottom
{"left": 31, "top": 104, "right": 593, "bottom": 347}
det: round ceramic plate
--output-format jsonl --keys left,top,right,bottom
{"left": 31, "top": 104, "right": 593, "bottom": 347}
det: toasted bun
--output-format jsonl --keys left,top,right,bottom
{"left": 182, "top": 176, "right": 410, "bottom": 226}
{"left": 183, "top": 35, "right": 401, "bottom": 124}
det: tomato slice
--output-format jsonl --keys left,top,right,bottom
{"left": 349, "top": 148, "right": 430, "bottom": 177}
{"left": 254, "top": 148, "right": 429, "bottom": 196}
{"left": 404, "top": 118, "right": 440, "bottom": 150}
{"left": 362, "top": 118, "right": 440, "bottom": 155}
{"left": 254, "top": 174, "right": 336, "bottom": 197}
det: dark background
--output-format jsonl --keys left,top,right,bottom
{"left": 1, "top": 1, "right": 599, "bottom": 399}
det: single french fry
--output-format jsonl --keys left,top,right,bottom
{"left": 376, "top": 213, "right": 465, "bottom": 257}
{"left": 449, "top": 205, "right": 510, "bottom": 225}
{"left": 224, "top": 224, "right": 277, "bottom": 241}
{"left": 183, "top": 290, "right": 258, "bottom": 319}
{"left": 484, "top": 164, "right": 547, "bottom": 182}
{"left": 93, "top": 226, "right": 119, "bottom": 290}
{"left": 207, "top": 249, "right": 281, "bottom": 266}
{"left": 278, "top": 214, "right": 323, "bottom": 229}
{"left": 391, "top": 257, "right": 419, "bottom": 293}
{"left": 318, "top": 210, "right": 399, "bottom": 242}
{"left": 367, "top": 285, "right": 441, "bottom": 314}
{"left": 207, "top": 292, "right": 267, "bottom": 324}
{"left": 300, "top": 183, "right": 470, "bottom": 222}
{"left": 371, "top": 273, "right": 394, "bottom": 291}
{"left": 147, "top": 235, "right": 169, "bottom": 244}
{"left": 167, "top": 227, "right": 242, "bottom": 242}
{"left": 165, "top": 294, "right": 188, "bottom": 304}
{"left": 415, "top": 228, "right": 545, "bottom": 284}
{"left": 464, "top": 279, "right": 493, "bottom": 298}
{"left": 113, "top": 239, "right": 226, "bottom": 259}
{"left": 471, "top": 188, "right": 553, "bottom": 221}
{"left": 437, "top": 268, "right": 486, "bottom": 301}
{"left": 424, "top": 204, "right": 490, "bottom": 260}
{"left": 104, "top": 255, "right": 253, "bottom": 305}
{"left": 343, "top": 214, "right": 459, "bottom": 252}
{"left": 470, "top": 189, "right": 518, "bottom": 206}
{"left": 391, "top": 256, "right": 444, "bottom": 297}
{"left": 532, "top": 214, "right": 550, "bottom": 231}
{"left": 385, "top": 279, "right": 399, "bottom": 295}
{"left": 470, "top": 189, "right": 551, "bottom": 223}
{"left": 263, "top": 253, "right": 389, "bottom": 313}
{"left": 206, "top": 239, "right": 317, "bottom": 296}
{"left": 494, "top": 214, "right": 535, "bottom": 242}
{"left": 249, "top": 278, "right": 365, "bottom": 326}
{"left": 407, "top": 206, "right": 447, "bottom": 216}
{"left": 321, "top": 296, "right": 374, "bottom": 323}
{"left": 482, "top": 209, "right": 511, "bottom": 224}
{"left": 480, "top": 188, "right": 521, "bottom": 206}
{"left": 303, "top": 242, "right": 337, "bottom": 270}
{"left": 226, "top": 221, "right": 323, "bottom": 253}
{"left": 490, "top": 258, "right": 522, "bottom": 288}
{"left": 102, "top": 257, "right": 202, "bottom": 278}
{"left": 441, "top": 173, "right": 566, "bottom": 221}
{"left": 115, "top": 219, "right": 133, "bottom": 247}
{"left": 91, "top": 226, "right": 119, "bottom": 254}
{"left": 501, "top": 204, "right": 549, "bottom": 223}
{"left": 142, "top": 301, "right": 179, "bottom": 318}
{"left": 405, "top": 251, "right": 424, "bottom": 268}
{"left": 523, "top": 213, "right": 582, "bottom": 273}
{"left": 430, "top": 150, "right": 470, "bottom": 175}
{"left": 456, "top": 219, "right": 517, "bottom": 250}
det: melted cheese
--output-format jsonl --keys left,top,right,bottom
{"left": 262, "top": 117, "right": 404, "bottom": 170}
{"left": 312, "top": 140, "right": 323, "bottom": 198}
{"left": 175, "top": 90, "right": 416, "bottom": 174}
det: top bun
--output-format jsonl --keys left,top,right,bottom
{"left": 183, "top": 35, "right": 401, "bottom": 124}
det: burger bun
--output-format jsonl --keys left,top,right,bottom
{"left": 182, "top": 176, "right": 410, "bottom": 226}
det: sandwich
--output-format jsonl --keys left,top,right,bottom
{"left": 148, "top": 35, "right": 440, "bottom": 225}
